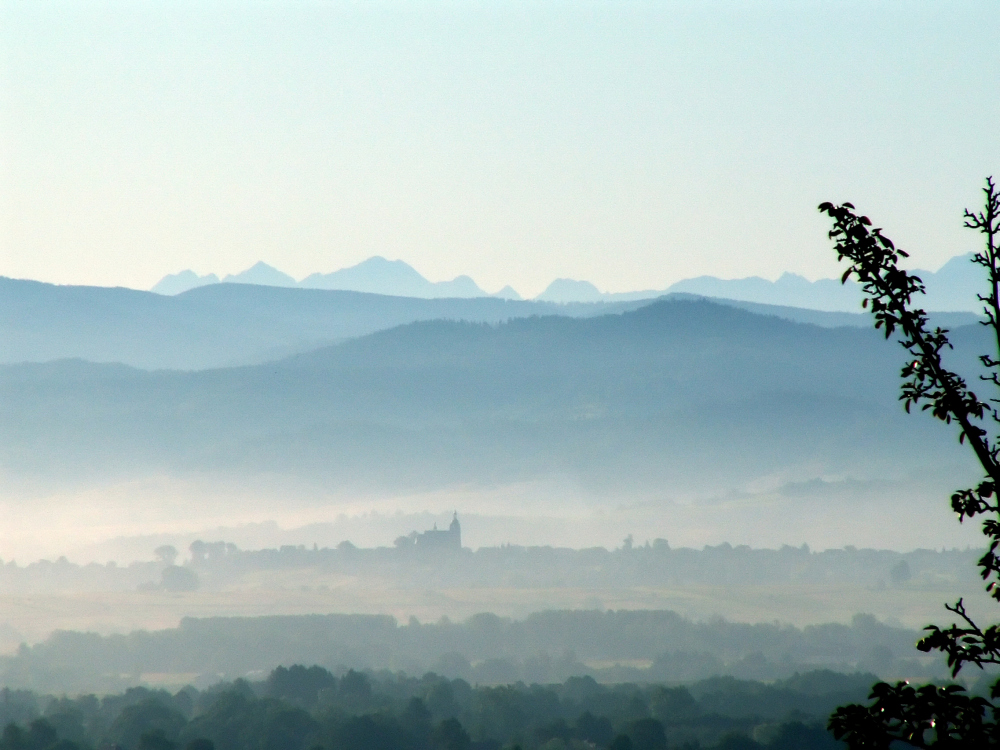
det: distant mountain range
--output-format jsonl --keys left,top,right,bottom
{"left": 153, "top": 258, "right": 501, "bottom": 300}
{"left": 153, "top": 253, "right": 985, "bottom": 312}
{"left": 670, "top": 254, "right": 984, "bottom": 313}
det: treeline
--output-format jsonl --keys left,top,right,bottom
{"left": 0, "top": 610, "right": 943, "bottom": 694}
{"left": 184, "top": 540, "right": 980, "bottom": 591}
{"left": 0, "top": 665, "right": 868, "bottom": 750}
{"left": 0, "top": 542, "right": 980, "bottom": 595}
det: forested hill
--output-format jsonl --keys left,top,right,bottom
{"left": 0, "top": 278, "right": 651, "bottom": 370}
{"left": 0, "top": 298, "right": 980, "bottom": 492}
{"left": 0, "top": 275, "right": 979, "bottom": 371}
{"left": 0, "top": 665, "right": 866, "bottom": 750}
{"left": 1, "top": 608, "right": 925, "bottom": 694}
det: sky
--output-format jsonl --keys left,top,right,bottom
{"left": 1, "top": 1, "right": 998, "bottom": 298}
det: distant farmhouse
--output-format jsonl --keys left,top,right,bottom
{"left": 395, "top": 513, "right": 462, "bottom": 551}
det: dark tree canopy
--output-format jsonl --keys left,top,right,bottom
{"left": 821, "top": 178, "right": 1000, "bottom": 747}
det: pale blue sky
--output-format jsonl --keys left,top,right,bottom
{"left": 1, "top": 1, "right": 997, "bottom": 296}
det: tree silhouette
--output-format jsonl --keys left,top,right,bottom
{"left": 820, "top": 178, "right": 1000, "bottom": 747}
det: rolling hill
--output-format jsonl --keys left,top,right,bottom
{"left": 0, "top": 278, "right": 644, "bottom": 370}
{"left": 0, "top": 298, "right": 978, "bottom": 495}
{"left": 0, "top": 276, "right": 980, "bottom": 371}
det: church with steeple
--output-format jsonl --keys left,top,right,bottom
{"left": 413, "top": 512, "right": 462, "bottom": 550}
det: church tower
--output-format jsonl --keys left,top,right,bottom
{"left": 412, "top": 512, "right": 462, "bottom": 551}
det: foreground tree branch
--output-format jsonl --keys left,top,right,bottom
{"left": 821, "top": 178, "right": 1000, "bottom": 747}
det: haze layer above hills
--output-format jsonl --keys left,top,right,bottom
{"left": 0, "top": 299, "right": 979, "bottom": 499}
{"left": 154, "top": 253, "right": 985, "bottom": 312}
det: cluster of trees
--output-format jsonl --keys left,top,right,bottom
{"left": 178, "top": 539, "right": 978, "bottom": 591}
{"left": 0, "top": 541, "right": 979, "bottom": 596}
{"left": 0, "top": 610, "right": 942, "bottom": 695}
{"left": 0, "top": 665, "right": 871, "bottom": 750}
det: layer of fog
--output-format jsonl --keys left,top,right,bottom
{"left": 0, "top": 468, "right": 982, "bottom": 567}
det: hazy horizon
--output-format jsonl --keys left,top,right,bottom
{"left": 2, "top": 1, "right": 998, "bottom": 296}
